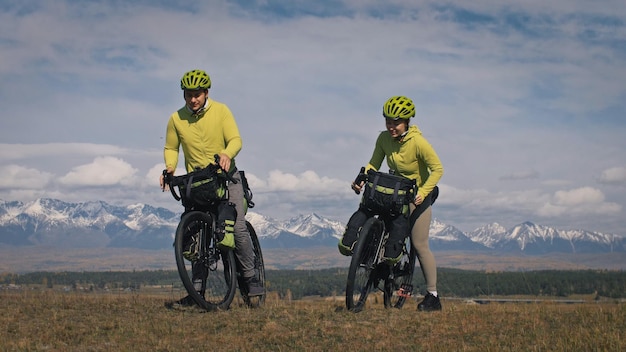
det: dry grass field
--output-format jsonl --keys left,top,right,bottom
{"left": 1, "top": 289, "right": 624, "bottom": 351}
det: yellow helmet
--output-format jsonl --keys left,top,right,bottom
{"left": 180, "top": 69, "right": 211, "bottom": 90}
{"left": 383, "top": 96, "right": 415, "bottom": 120}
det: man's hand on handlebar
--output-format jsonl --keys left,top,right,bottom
{"left": 213, "top": 154, "right": 238, "bottom": 184}
{"left": 217, "top": 153, "right": 231, "bottom": 172}
{"left": 160, "top": 167, "right": 174, "bottom": 192}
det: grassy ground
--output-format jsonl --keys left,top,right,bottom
{"left": 1, "top": 290, "right": 624, "bottom": 351}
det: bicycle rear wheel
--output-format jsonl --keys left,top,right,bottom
{"left": 384, "top": 236, "right": 416, "bottom": 309}
{"left": 174, "top": 211, "right": 237, "bottom": 311}
{"left": 345, "top": 217, "right": 384, "bottom": 312}
{"left": 237, "top": 221, "right": 266, "bottom": 308}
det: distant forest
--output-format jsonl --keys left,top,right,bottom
{"left": 2, "top": 268, "right": 625, "bottom": 300}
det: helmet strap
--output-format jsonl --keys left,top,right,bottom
{"left": 395, "top": 122, "right": 410, "bottom": 141}
{"left": 395, "top": 130, "right": 409, "bottom": 141}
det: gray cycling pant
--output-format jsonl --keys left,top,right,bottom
{"left": 409, "top": 204, "right": 437, "bottom": 293}
{"left": 228, "top": 171, "right": 256, "bottom": 279}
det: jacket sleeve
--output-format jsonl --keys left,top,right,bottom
{"left": 163, "top": 116, "right": 180, "bottom": 171}
{"left": 416, "top": 136, "right": 443, "bottom": 200}
{"left": 366, "top": 132, "right": 386, "bottom": 172}
{"left": 220, "top": 105, "right": 242, "bottom": 160}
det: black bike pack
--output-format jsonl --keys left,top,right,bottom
{"left": 361, "top": 170, "right": 416, "bottom": 217}
{"left": 171, "top": 165, "right": 229, "bottom": 209}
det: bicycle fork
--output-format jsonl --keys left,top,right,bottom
{"left": 193, "top": 218, "right": 219, "bottom": 295}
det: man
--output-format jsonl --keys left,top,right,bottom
{"left": 160, "top": 69, "right": 264, "bottom": 306}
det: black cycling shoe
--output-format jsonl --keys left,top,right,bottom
{"left": 245, "top": 277, "right": 265, "bottom": 297}
{"left": 417, "top": 293, "right": 442, "bottom": 312}
{"left": 165, "top": 295, "right": 197, "bottom": 309}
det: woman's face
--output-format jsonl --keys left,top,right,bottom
{"left": 385, "top": 118, "right": 408, "bottom": 138}
{"left": 184, "top": 89, "right": 208, "bottom": 112}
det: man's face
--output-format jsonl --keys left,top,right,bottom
{"left": 184, "top": 89, "right": 208, "bottom": 112}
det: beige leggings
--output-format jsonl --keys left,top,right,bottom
{"left": 409, "top": 205, "right": 437, "bottom": 292}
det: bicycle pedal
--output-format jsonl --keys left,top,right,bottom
{"left": 397, "top": 284, "right": 413, "bottom": 298}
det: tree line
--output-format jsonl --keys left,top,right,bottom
{"left": 2, "top": 268, "right": 624, "bottom": 300}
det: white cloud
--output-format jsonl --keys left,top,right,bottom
{"left": 553, "top": 187, "right": 605, "bottom": 206}
{"left": 537, "top": 187, "right": 622, "bottom": 217}
{"left": 598, "top": 166, "right": 626, "bottom": 185}
{"left": 0, "top": 165, "right": 53, "bottom": 190}
{"left": 0, "top": 1, "right": 625, "bottom": 235}
{"left": 262, "top": 170, "right": 347, "bottom": 195}
{"left": 499, "top": 170, "right": 540, "bottom": 181}
{"left": 0, "top": 143, "right": 129, "bottom": 161}
{"left": 58, "top": 157, "right": 138, "bottom": 187}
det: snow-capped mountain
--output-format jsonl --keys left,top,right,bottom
{"left": 0, "top": 198, "right": 624, "bottom": 254}
{"left": 246, "top": 212, "right": 345, "bottom": 248}
{"left": 468, "top": 222, "right": 509, "bottom": 248}
{"left": 0, "top": 198, "right": 179, "bottom": 249}
{"left": 467, "top": 221, "right": 625, "bottom": 253}
{"left": 428, "top": 219, "right": 486, "bottom": 251}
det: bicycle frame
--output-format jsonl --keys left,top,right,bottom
{"left": 164, "top": 154, "right": 265, "bottom": 310}
{"left": 346, "top": 167, "right": 416, "bottom": 312}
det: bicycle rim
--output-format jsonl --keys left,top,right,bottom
{"left": 346, "top": 217, "right": 383, "bottom": 312}
{"left": 174, "top": 211, "right": 237, "bottom": 311}
{"left": 238, "top": 221, "right": 266, "bottom": 308}
{"left": 384, "top": 237, "right": 416, "bottom": 309}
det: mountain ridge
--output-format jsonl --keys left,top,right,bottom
{"left": 1, "top": 198, "right": 624, "bottom": 254}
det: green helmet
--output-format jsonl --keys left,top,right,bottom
{"left": 383, "top": 96, "right": 415, "bottom": 120}
{"left": 180, "top": 69, "right": 211, "bottom": 90}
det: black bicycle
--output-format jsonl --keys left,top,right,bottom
{"left": 345, "top": 168, "right": 416, "bottom": 312}
{"left": 164, "top": 156, "right": 265, "bottom": 310}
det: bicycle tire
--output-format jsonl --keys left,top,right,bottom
{"left": 237, "top": 221, "right": 266, "bottom": 308}
{"left": 174, "top": 211, "right": 237, "bottom": 311}
{"left": 345, "top": 217, "right": 384, "bottom": 312}
{"left": 384, "top": 237, "right": 416, "bottom": 309}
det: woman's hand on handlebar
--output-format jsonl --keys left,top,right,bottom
{"left": 351, "top": 181, "right": 364, "bottom": 194}
{"left": 160, "top": 167, "right": 174, "bottom": 192}
{"left": 352, "top": 167, "right": 367, "bottom": 195}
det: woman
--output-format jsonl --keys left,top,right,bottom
{"left": 339, "top": 96, "right": 444, "bottom": 311}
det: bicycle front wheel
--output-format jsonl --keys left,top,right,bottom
{"left": 174, "top": 211, "right": 237, "bottom": 311}
{"left": 237, "top": 221, "right": 266, "bottom": 308}
{"left": 384, "top": 236, "right": 416, "bottom": 309}
{"left": 345, "top": 217, "right": 383, "bottom": 312}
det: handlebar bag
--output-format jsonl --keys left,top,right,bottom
{"left": 176, "top": 166, "right": 228, "bottom": 209}
{"left": 361, "top": 170, "right": 416, "bottom": 217}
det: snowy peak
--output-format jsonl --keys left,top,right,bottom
{"left": 0, "top": 198, "right": 624, "bottom": 254}
{"left": 468, "top": 222, "right": 509, "bottom": 248}
{"left": 246, "top": 212, "right": 345, "bottom": 239}
{"left": 284, "top": 213, "right": 345, "bottom": 238}
{"left": 0, "top": 198, "right": 179, "bottom": 248}
{"left": 470, "top": 221, "right": 625, "bottom": 254}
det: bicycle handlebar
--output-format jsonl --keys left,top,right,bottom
{"left": 163, "top": 154, "right": 238, "bottom": 202}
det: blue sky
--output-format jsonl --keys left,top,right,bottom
{"left": 1, "top": 0, "right": 625, "bottom": 235}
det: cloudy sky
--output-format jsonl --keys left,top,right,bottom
{"left": 1, "top": 0, "right": 625, "bottom": 235}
